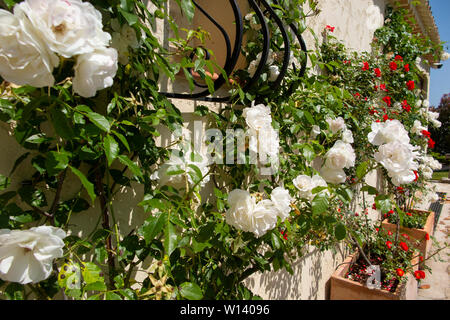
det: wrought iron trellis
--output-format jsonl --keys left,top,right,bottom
{"left": 159, "top": 0, "right": 308, "bottom": 102}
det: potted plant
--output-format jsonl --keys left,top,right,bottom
{"left": 381, "top": 208, "right": 434, "bottom": 265}
{"left": 330, "top": 221, "right": 421, "bottom": 300}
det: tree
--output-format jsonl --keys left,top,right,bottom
{"left": 430, "top": 93, "right": 450, "bottom": 156}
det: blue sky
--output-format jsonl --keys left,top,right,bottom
{"left": 429, "top": 0, "right": 450, "bottom": 107}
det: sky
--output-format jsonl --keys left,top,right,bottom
{"left": 429, "top": 0, "right": 450, "bottom": 108}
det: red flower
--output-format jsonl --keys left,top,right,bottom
{"left": 395, "top": 55, "right": 403, "bottom": 61}
{"left": 383, "top": 114, "right": 389, "bottom": 122}
{"left": 414, "top": 170, "right": 419, "bottom": 182}
{"left": 362, "top": 61, "right": 370, "bottom": 71}
{"left": 421, "top": 130, "right": 431, "bottom": 138}
{"left": 372, "top": 203, "right": 377, "bottom": 210}
{"left": 325, "top": 25, "right": 335, "bottom": 32}
{"left": 419, "top": 256, "right": 424, "bottom": 262}
{"left": 397, "top": 187, "right": 404, "bottom": 193}
{"left": 399, "top": 242, "right": 409, "bottom": 251}
{"left": 281, "top": 230, "right": 288, "bottom": 240}
{"left": 355, "top": 213, "right": 359, "bottom": 217}
{"left": 343, "top": 60, "right": 351, "bottom": 65}
{"left": 406, "top": 80, "right": 415, "bottom": 91}
{"left": 375, "top": 228, "right": 379, "bottom": 232}
{"left": 386, "top": 241, "right": 393, "bottom": 249}
{"left": 425, "top": 233, "right": 430, "bottom": 241}
{"left": 389, "top": 61, "right": 398, "bottom": 71}
{"left": 354, "top": 93, "right": 361, "bottom": 99}
{"left": 406, "top": 212, "right": 412, "bottom": 216}
{"left": 382, "top": 96, "right": 392, "bottom": 107}
{"left": 396, "top": 268, "right": 405, "bottom": 277}
{"left": 401, "top": 233, "right": 410, "bottom": 240}
{"left": 414, "top": 270, "right": 426, "bottom": 280}
{"left": 387, "top": 231, "right": 393, "bottom": 236}
{"left": 404, "top": 64, "right": 410, "bottom": 72}
{"left": 379, "top": 84, "right": 387, "bottom": 91}
{"left": 374, "top": 68, "right": 382, "bottom": 77}
{"left": 428, "top": 138, "right": 435, "bottom": 149}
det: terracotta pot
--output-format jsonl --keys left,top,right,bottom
{"left": 330, "top": 251, "right": 418, "bottom": 300}
{"left": 381, "top": 209, "right": 434, "bottom": 265}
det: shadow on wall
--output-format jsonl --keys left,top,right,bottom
{"left": 245, "top": 245, "right": 347, "bottom": 300}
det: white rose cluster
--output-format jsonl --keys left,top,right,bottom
{"left": 243, "top": 102, "right": 280, "bottom": 171}
{"left": 0, "top": 226, "right": 66, "bottom": 284}
{"left": 226, "top": 187, "right": 292, "bottom": 238}
{"left": 418, "top": 155, "right": 442, "bottom": 180}
{"left": 293, "top": 174, "right": 328, "bottom": 201}
{"left": 0, "top": 0, "right": 118, "bottom": 98}
{"left": 320, "top": 117, "right": 356, "bottom": 184}
{"left": 418, "top": 103, "right": 442, "bottom": 128}
{"left": 369, "top": 120, "right": 419, "bottom": 186}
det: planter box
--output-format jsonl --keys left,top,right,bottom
{"left": 382, "top": 209, "right": 434, "bottom": 263}
{"left": 330, "top": 251, "right": 418, "bottom": 300}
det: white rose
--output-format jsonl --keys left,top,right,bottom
{"left": 374, "top": 142, "right": 418, "bottom": 186}
{"left": 415, "top": 100, "right": 423, "bottom": 108}
{"left": 368, "top": 120, "right": 410, "bottom": 146}
{"left": 422, "top": 100, "right": 430, "bottom": 108}
{"left": 320, "top": 165, "right": 347, "bottom": 184}
{"left": 243, "top": 102, "right": 272, "bottom": 131}
{"left": 342, "top": 129, "right": 354, "bottom": 144}
{"left": 293, "top": 174, "right": 327, "bottom": 200}
{"left": 441, "top": 51, "right": 450, "bottom": 61}
{"left": 15, "top": 0, "right": 111, "bottom": 58}
{"left": 257, "top": 125, "right": 280, "bottom": 162}
{"left": 226, "top": 190, "right": 278, "bottom": 238}
{"left": 419, "top": 164, "right": 433, "bottom": 180}
{"left": 270, "top": 187, "right": 292, "bottom": 220}
{"left": 0, "top": 9, "right": 59, "bottom": 87}
{"left": 310, "top": 125, "right": 321, "bottom": 139}
{"left": 324, "top": 140, "right": 355, "bottom": 169}
{"left": 247, "top": 60, "right": 258, "bottom": 78}
{"left": 0, "top": 226, "right": 66, "bottom": 284}
{"left": 411, "top": 120, "right": 426, "bottom": 135}
{"left": 268, "top": 65, "right": 280, "bottom": 82}
{"left": 428, "top": 111, "right": 441, "bottom": 128}
{"left": 326, "top": 117, "right": 346, "bottom": 134}
{"left": 429, "top": 192, "right": 439, "bottom": 202}
{"left": 73, "top": 47, "right": 118, "bottom": 98}
{"left": 111, "top": 21, "right": 138, "bottom": 65}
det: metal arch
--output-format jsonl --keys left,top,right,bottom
{"left": 159, "top": 0, "right": 308, "bottom": 103}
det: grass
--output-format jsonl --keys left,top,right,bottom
{"left": 432, "top": 171, "right": 449, "bottom": 180}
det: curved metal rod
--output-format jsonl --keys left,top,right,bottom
{"left": 160, "top": 0, "right": 242, "bottom": 100}
{"left": 259, "top": 0, "right": 290, "bottom": 91}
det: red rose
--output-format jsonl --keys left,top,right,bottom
{"left": 406, "top": 212, "right": 412, "bottom": 216}
{"left": 375, "top": 228, "right": 379, "bottom": 232}
{"left": 382, "top": 96, "right": 392, "bottom": 106}
{"left": 383, "top": 114, "right": 389, "bottom": 122}
{"left": 372, "top": 203, "right": 377, "bottom": 210}
{"left": 401, "top": 233, "right": 410, "bottom": 240}
{"left": 395, "top": 55, "right": 403, "bottom": 61}
{"left": 404, "top": 64, "right": 410, "bottom": 72}
{"left": 396, "top": 268, "right": 405, "bottom": 277}
{"left": 387, "top": 231, "right": 393, "bottom": 236}
{"left": 425, "top": 233, "right": 430, "bottom": 241}
{"left": 399, "top": 242, "right": 409, "bottom": 251}
{"left": 326, "top": 25, "right": 335, "bottom": 32}
{"left": 421, "top": 130, "right": 431, "bottom": 138}
{"left": 389, "top": 61, "right": 398, "bottom": 71}
{"left": 414, "top": 171, "right": 419, "bottom": 181}
{"left": 362, "top": 62, "right": 370, "bottom": 71}
{"left": 406, "top": 80, "right": 415, "bottom": 90}
{"left": 428, "top": 138, "right": 435, "bottom": 149}
{"left": 414, "top": 270, "right": 426, "bottom": 280}
{"left": 386, "top": 241, "right": 393, "bottom": 249}
{"left": 419, "top": 256, "right": 424, "bottom": 262}
{"left": 379, "top": 84, "right": 387, "bottom": 91}
{"left": 374, "top": 68, "right": 382, "bottom": 77}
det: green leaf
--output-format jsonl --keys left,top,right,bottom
{"left": 84, "top": 281, "right": 107, "bottom": 292}
{"left": 81, "top": 262, "right": 104, "bottom": 285}
{"left": 164, "top": 221, "right": 178, "bottom": 257}
{"left": 45, "top": 151, "right": 70, "bottom": 176}
{"left": 180, "top": 0, "right": 195, "bottom": 22}
{"left": 103, "top": 135, "right": 119, "bottom": 167}
{"left": 105, "top": 292, "right": 122, "bottom": 300}
{"left": 375, "top": 194, "right": 392, "bottom": 214}
{"left": 138, "top": 212, "right": 168, "bottom": 244}
{"left": 335, "top": 223, "right": 347, "bottom": 240}
{"left": 0, "top": 174, "right": 11, "bottom": 191}
{"left": 117, "top": 155, "right": 143, "bottom": 178}
{"left": 361, "top": 185, "right": 378, "bottom": 195}
{"left": 119, "top": 8, "right": 139, "bottom": 26}
{"left": 50, "top": 108, "right": 74, "bottom": 140}
{"left": 69, "top": 166, "right": 96, "bottom": 203}
{"left": 311, "top": 193, "right": 329, "bottom": 215}
{"left": 356, "top": 161, "right": 369, "bottom": 180}
{"left": 76, "top": 105, "right": 110, "bottom": 133}
{"left": 112, "top": 130, "right": 130, "bottom": 152}
{"left": 179, "top": 282, "right": 203, "bottom": 300}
